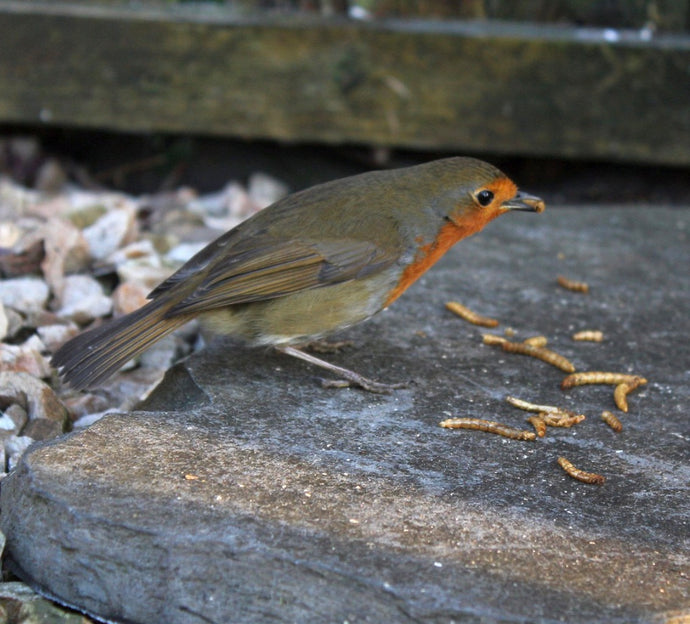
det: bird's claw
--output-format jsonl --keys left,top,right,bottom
{"left": 306, "top": 340, "right": 355, "bottom": 354}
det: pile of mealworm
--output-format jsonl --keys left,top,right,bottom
{"left": 443, "top": 276, "right": 648, "bottom": 486}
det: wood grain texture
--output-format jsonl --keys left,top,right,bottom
{"left": 1, "top": 1, "right": 689, "bottom": 164}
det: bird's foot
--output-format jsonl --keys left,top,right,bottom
{"left": 305, "top": 339, "right": 354, "bottom": 354}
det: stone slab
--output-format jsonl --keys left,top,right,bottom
{"left": 1, "top": 206, "right": 689, "bottom": 623}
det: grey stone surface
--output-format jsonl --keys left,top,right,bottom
{"left": 1, "top": 206, "right": 688, "bottom": 624}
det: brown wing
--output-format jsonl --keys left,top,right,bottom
{"left": 164, "top": 238, "right": 397, "bottom": 317}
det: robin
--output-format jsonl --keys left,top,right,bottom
{"left": 53, "top": 157, "right": 544, "bottom": 393}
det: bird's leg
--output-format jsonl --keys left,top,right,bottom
{"left": 276, "top": 345, "right": 408, "bottom": 394}
{"left": 305, "top": 339, "right": 354, "bottom": 354}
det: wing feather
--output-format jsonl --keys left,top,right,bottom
{"left": 164, "top": 238, "right": 397, "bottom": 316}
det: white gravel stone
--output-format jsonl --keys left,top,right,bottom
{"left": 111, "top": 282, "right": 148, "bottom": 316}
{"left": 5, "top": 435, "right": 35, "bottom": 471}
{"left": 0, "top": 342, "right": 51, "bottom": 378}
{"left": 73, "top": 409, "right": 117, "bottom": 429}
{"left": 0, "top": 302, "right": 8, "bottom": 341}
{"left": 36, "top": 323, "right": 79, "bottom": 352}
{"left": 57, "top": 275, "right": 112, "bottom": 324}
{"left": 3, "top": 403, "right": 27, "bottom": 432}
{"left": 166, "top": 242, "right": 207, "bottom": 264}
{"left": 248, "top": 172, "right": 289, "bottom": 208}
{"left": 106, "top": 239, "right": 157, "bottom": 267}
{"left": 0, "top": 222, "right": 22, "bottom": 247}
{"left": 0, "top": 413, "right": 17, "bottom": 431}
{"left": 40, "top": 217, "right": 90, "bottom": 293}
{"left": 0, "top": 277, "right": 49, "bottom": 314}
{"left": 116, "top": 258, "right": 172, "bottom": 292}
{"left": 83, "top": 205, "right": 137, "bottom": 260}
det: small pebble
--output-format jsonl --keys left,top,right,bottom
{"left": 0, "top": 343, "right": 52, "bottom": 378}
{"left": 0, "top": 302, "right": 8, "bottom": 341}
{"left": 83, "top": 205, "right": 137, "bottom": 260}
{"left": 0, "top": 413, "right": 17, "bottom": 432}
{"left": 116, "top": 258, "right": 172, "bottom": 291}
{"left": 0, "top": 372, "right": 69, "bottom": 425}
{"left": 57, "top": 275, "right": 112, "bottom": 324}
{"left": 36, "top": 323, "right": 80, "bottom": 353}
{"left": 40, "top": 217, "right": 90, "bottom": 292}
{"left": 4, "top": 403, "right": 28, "bottom": 432}
{"left": 73, "top": 409, "right": 116, "bottom": 429}
{"left": 112, "top": 282, "right": 149, "bottom": 315}
{"left": 34, "top": 158, "right": 67, "bottom": 193}
{"left": 0, "top": 277, "right": 49, "bottom": 314}
{"left": 0, "top": 222, "right": 22, "bottom": 246}
{"left": 166, "top": 242, "right": 208, "bottom": 264}
{"left": 138, "top": 334, "right": 179, "bottom": 371}
{"left": 106, "top": 239, "right": 158, "bottom": 268}
{"left": 248, "top": 172, "right": 289, "bottom": 208}
{"left": 5, "top": 435, "right": 35, "bottom": 471}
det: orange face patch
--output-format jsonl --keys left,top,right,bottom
{"left": 384, "top": 176, "right": 519, "bottom": 307}
{"left": 482, "top": 177, "right": 518, "bottom": 206}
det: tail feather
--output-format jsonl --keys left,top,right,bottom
{"left": 52, "top": 300, "right": 191, "bottom": 390}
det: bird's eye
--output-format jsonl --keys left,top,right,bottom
{"left": 476, "top": 190, "right": 494, "bottom": 206}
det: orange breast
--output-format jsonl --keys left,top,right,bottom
{"left": 383, "top": 208, "right": 501, "bottom": 308}
{"left": 383, "top": 221, "right": 463, "bottom": 307}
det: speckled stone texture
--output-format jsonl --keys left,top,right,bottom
{"left": 1, "top": 206, "right": 688, "bottom": 624}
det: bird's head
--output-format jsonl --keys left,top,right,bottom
{"left": 436, "top": 158, "right": 545, "bottom": 236}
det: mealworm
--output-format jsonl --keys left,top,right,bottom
{"left": 572, "top": 330, "right": 604, "bottom": 342}
{"left": 613, "top": 378, "right": 646, "bottom": 412}
{"left": 613, "top": 384, "right": 630, "bottom": 412}
{"left": 561, "top": 371, "right": 647, "bottom": 390}
{"left": 541, "top": 412, "right": 585, "bottom": 427}
{"left": 557, "top": 275, "right": 589, "bottom": 293}
{"left": 523, "top": 335, "right": 548, "bottom": 347}
{"left": 500, "top": 341, "right": 576, "bottom": 373}
{"left": 445, "top": 302, "right": 499, "bottom": 328}
{"left": 601, "top": 410, "right": 622, "bottom": 432}
{"left": 557, "top": 457, "right": 605, "bottom": 485}
{"left": 440, "top": 418, "right": 536, "bottom": 441}
{"left": 505, "top": 395, "right": 564, "bottom": 414}
{"left": 482, "top": 333, "right": 508, "bottom": 346}
{"left": 527, "top": 415, "right": 547, "bottom": 437}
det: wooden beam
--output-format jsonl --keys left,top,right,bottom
{"left": 0, "top": 2, "right": 689, "bottom": 164}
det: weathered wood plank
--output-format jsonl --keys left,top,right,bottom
{"left": 0, "top": 2, "right": 689, "bottom": 164}
{"left": 12, "top": 0, "right": 689, "bottom": 32}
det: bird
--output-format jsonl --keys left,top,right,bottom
{"left": 52, "top": 157, "right": 544, "bottom": 393}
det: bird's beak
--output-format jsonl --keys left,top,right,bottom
{"left": 502, "top": 191, "right": 545, "bottom": 213}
